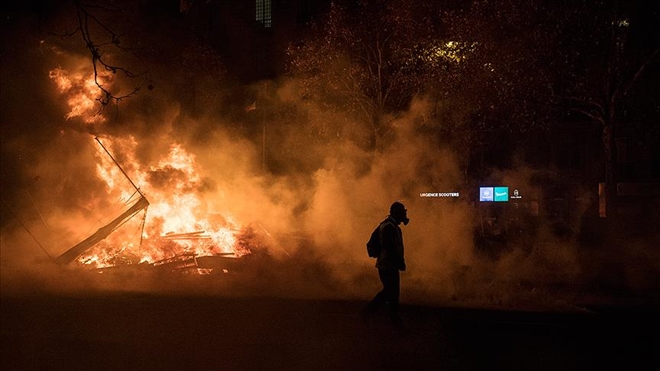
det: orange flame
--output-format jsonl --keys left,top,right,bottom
{"left": 78, "top": 136, "right": 247, "bottom": 269}
{"left": 49, "top": 70, "right": 248, "bottom": 269}
{"left": 49, "top": 67, "right": 108, "bottom": 124}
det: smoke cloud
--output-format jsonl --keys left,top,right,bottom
{"left": 2, "top": 5, "right": 657, "bottom": 312}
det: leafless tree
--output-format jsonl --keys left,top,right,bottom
{"left": 557, "top": 0, "right": 660, "bottom": 217}
{"left": 54, "top": 0, "right": 147, "bottom": 112}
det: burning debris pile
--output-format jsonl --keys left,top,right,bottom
{"left": 33, "top": 61, "right": 269, "bottom": 273}
{"left": 0, "top": 53, "right": 296, "bottom": 283}
{"left": 52, "top": 137, "right": 264, "bottom": 275}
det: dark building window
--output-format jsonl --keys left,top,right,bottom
{"left": 256, "top": 0, "right": 272, "bottom": 28}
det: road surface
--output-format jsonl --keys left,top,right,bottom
{"left": 2, "top": 291, "right": 657, "bottom": 371}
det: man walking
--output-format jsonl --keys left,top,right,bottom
{"left": 361, "top": 201, "right": 409, "bottom": 327}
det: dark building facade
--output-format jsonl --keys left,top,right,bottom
{"left": 179, "top": 0, "right": 331, "bottom": 82}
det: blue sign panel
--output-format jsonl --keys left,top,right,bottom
{"left": 494, "top": 187, "right": 509, "bottom": 202}
{"left": 480, "top": 187, "right": 494, "bottom": 202}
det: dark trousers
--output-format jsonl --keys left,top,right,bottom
{"left": 363, "top": 268, "right": 401, "bottom": 324}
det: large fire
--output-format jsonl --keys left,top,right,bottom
{"left": 50, "top": 66, "right": 251, "bottom": 270}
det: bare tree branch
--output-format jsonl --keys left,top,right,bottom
{"left": 73, "top": 0, "right": 145, "bottom": 111}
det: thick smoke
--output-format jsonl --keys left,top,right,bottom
{"left": 2, "top": 5, "right": 657, "bottom": 311}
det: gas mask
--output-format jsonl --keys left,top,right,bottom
{"left": 395, "top": 210, "right": 409, "bottom": 225}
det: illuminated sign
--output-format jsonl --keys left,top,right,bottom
{"left": 479, "top": 187, "right": 494, "bottom": 201}
{"left": 480, "top": 186, "right": 510, "bottom": 202}
{"left": 494, "top": 187, "right": 509, "bottom": 202}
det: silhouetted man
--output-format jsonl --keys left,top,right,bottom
{"left": 361, "top": 201, "right": 409, "bottom": 327}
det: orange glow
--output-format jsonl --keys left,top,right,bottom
{"left": 47, "top": 63, "right": 252, "bottom": 270}
{"left": 49, "top": 67, "right": 108, "bottom": 124}
{"left": 74, "top": 136, "right": 248, "bottom": 269}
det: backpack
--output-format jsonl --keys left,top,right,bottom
{"left": 366, "top": 219, "right": 392, "bottom": 258}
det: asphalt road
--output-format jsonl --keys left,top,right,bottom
{"left": 2, "top": 291, "right": 657, "bottom": 371}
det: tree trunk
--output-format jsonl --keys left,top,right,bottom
{"left": 602, "top": 122, "right": 617, "bottom": 218}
